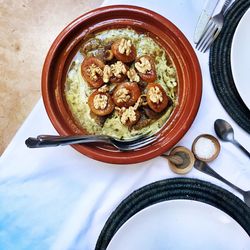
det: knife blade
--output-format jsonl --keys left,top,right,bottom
{"left": 194, "top": 0, "right": 219, "bottom": 44}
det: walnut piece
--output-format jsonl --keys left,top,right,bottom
{"left": 118, "top": 38, "right": 132, "bottom": 56}
{"left": 133, "top": 96, "right": 142, "bottom": 110}
{"left": 102, "top": 61, "right": 127, "bottom": 83}
{"left": 98, "top": 84, "right": 109, "bottom": 93}
{"left": 111, "top": 61, "right": 127, "bottom": 77}
{"left": 120, "top": 106, "right": 137, "bottom": 125}
{"left": 127, "top": 68, "right": 140, "bottom": 82}
{"left": 93, "top": 94, "right": 108, "bottom": 110}
{"left": 115, "top": 87, "right": 130, "bottom": 103}
{"left": 148, "top": 86, "right": 163, "bottom": 104}
{"left": 103, "top": 65, "right": 112, "bottom": 83}
{"left": 87, "top": 64, "right": 103, "bottom": 81}
{"left": 135, "top": 57, "right": 151, "bottom": 74}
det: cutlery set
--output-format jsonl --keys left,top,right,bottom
{"left": 194, "top": 1, "right": 250, "bottom": 205}
{"left": 194, "top": 0, "right": 219, "bottom": 44}
{"left": 194, "top": 0, "right": 233, "bottom": 52}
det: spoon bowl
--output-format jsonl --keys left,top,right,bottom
{"left": 214, "top": 119, "right": 234, "bottom": 141}
{"left": 214, "top": 119, "right": 250, "bottom": 158}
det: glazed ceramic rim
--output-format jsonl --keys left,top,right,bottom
{"left": 42, "top": 5, "right": 202, "bottom": 164}
{"left": 192, "top": 134, "right": 221, "bottom": 162}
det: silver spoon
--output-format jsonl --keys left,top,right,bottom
{"left": 214, "top": 119, "right": 250, "bottom": 158}
{"left": 194, "top": 160, "right": 250, "bottom": 207}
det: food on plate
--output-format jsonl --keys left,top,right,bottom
{"left": 103, "top": 61, "right": 128, "bottom": 83}
{"left": 65, "top": 28, "right": 178, "bottom": 139}
{"left": 146, "top": 83, "right": 168, "bottom": 113}
{"left": 81, "top": 57, "right": 105, "bottom": 88}
{"left": 88, "top": 91, "right": 115, "bottom": 116}
{"left": 113, "top": 82, "right": 141, "bottom": 108}
{"left": 111, "top": 38, "right": 137, "bottom": 63}
{"left": 135, "top": 55, "right": 157, "bottom": 82}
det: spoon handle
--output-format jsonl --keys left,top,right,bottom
{"left": 232, "top": 140, "right": 250, "bottom": 158}
{"left": 194, "top": 160, "right": 245, "bottom": 195}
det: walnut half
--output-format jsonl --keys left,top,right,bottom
{"left": 111, "top": 61, "right": 127, "bottom": 77}
{"left": 148, "top": 86, "right": 163, "bottom": 104}
{"left": 120, "top": 106, "right": 137, "bottom": 125}
{"left": 135, "top": 57, "right": 151, "bottom": 74}
{"left": 103, "top": 61, "right": 127, "bottom": 83}
{"left": 87, "top": 64, "right": 103, "bottom": 81}
{"left": 127, "top": 68, "right": 140, "bottom": 82}
{"left": 118, "top": 38, "right": 132, "bottom": 56}
{"left": 93, "top": 94, "right": 108, "bottom": 110}
{"left": 103, "top": 65, "right": 112, "bottom": 83}
{"left": 115, "top": 87, "right": 130, "bottom": 103}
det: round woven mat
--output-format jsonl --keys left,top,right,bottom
{"left": 95, "top": 178, "right": 250, "bottom": 249}
{"left": 209, "top": 0, "right": 250, "bottom": 133}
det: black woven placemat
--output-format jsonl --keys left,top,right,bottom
{"left": 209, "top": 0, "right": 250, "bottom": 133}
{"left": 95, "top": 178, "right": 250, "bottom": 249}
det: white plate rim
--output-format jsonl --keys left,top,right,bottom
{"left": 231, "top": 7, "right": 250, "bottom": 108}
{"left": 107, "top": 199, "right": 250, "bottom": 250}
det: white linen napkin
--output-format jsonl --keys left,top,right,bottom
{"left": 0, "top": 1, "right": 249, "bottom": 249}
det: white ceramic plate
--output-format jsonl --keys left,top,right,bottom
{"left": 231, "top": 8, "right": 250, "bottom": 109}
{"left": 107, "top": 200, "right": 250, "bottom": 250}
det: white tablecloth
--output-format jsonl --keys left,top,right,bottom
{"left": 0, "top": 0, "right": 249, "bottom": 249}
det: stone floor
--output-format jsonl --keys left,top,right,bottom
{"left": 0, "top": 0, "right": 103, "bottom": 155}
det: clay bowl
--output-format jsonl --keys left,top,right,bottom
{"left": 42, "top": 5, "right": 202, "bottom": 164}
{"left": 192, "top": 134, "right": 221, "bottom": 162}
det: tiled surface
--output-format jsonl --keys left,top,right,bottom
{"left": 0, "top": 0, "right": 103, "bottom": 155}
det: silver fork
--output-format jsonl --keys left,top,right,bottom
{"left": 196, "top": 0, "right": 232, "bottom": 53}
{"left": 25, "top": 133, "right": 157, "bottom": 151}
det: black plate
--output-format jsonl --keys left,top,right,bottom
{"left": 209, "top": 0, "right": 250, "bottom": 133}
{"left": 95, "top": 178, "right": 250, "bottom": 249}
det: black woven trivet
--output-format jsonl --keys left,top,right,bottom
{"left": 95, "top": 178, "right": 250, "bottom": 249}
{"left": 209, "top": 0, "right": 250, "bottom": 133}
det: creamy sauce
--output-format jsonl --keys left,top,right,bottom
{"left": 65, "top": 28, "right": 177, "bottom": 139}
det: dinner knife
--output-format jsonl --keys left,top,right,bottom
{"left": 194, "top": 0, "right": 220, "bottom": 44}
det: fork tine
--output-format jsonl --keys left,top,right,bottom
{"left": 126, "top": 134, "right": 156, "bottom": 146}
{"left": 114, "top": 131, "right": 151, "bottom": 143}
{"left": 201, "top": 26, "right": 221, "bottom": 52}
{"left": 197, "top": 23, "right": 216, "bottom": 51}
{"left": 198, "top": 24, "right": 217, "bottom": 51}
{"left": 201, "top": 34, "right": 215, "bottom": 52}
{"left": 123, "top": 137, "right": 156, "bottom": 151}
{"left": 211, "top": 27, "right": 222, "bottom": 42}
{"left": 119, "top": 135, "right": 157, "bottom": 151}
{"left": 200, "top": 32, "right": 215, "bottom": 52}
{"left": 197, "top": 32, "right": 213, "bottom": 51}
{"left": 196, "top": 20, "right": 213, "bottom": 49}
